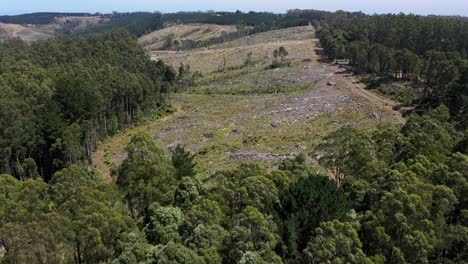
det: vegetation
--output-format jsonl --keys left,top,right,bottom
{"left": 269, "top": 46, "right": 291, "bottom": 69}
{"left": 3, "top": 106, "right": 466, "bottom": 263}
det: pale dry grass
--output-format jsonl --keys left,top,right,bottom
{"left": 139, "top": 24, "right": 238, "bottom": 51}
{"left": 0, "top": 22, "right": 53, "bottom": 42}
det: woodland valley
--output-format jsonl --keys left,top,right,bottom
{"left": 0, "top": 9, "right": 467, "bottom": 264}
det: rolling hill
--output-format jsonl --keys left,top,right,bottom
{"left": 139, "top": 23, "right": 238, "bottom": 51}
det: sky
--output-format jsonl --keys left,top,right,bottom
{"left": 1, "top": 0, "right": 468, "bottom": 16}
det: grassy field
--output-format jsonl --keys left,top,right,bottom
{"left": 94, "top": 25, "right": 403, "bottom": 179}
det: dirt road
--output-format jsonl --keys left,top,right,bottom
{"left": 330, "top": 66, "right": 406, "bottom": 123}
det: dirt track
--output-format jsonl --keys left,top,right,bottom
{"left": 93, "top": 105, "right": 184, "bottom": 181}
{"left": 329, "top": 66, "right": 406, "bottom": 123}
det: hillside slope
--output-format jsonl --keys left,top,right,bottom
{"left": 139, "top": 23, "right": 238, "bottom": 51}
{"left": 0, "top": 22, "right": 52, "bottom": 42}
{"left": 0, "top": 16, "right": 107, "bottom": 42}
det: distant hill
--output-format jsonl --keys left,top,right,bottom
{"left": 0, "top": 15, "right": 108, "bottom": 42}
{"left": 0, "top": 12, "right": 93, "bottom": 24}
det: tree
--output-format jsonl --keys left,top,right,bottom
{"left": 144, "top": 205, "right": 185, "bottom": 245}
{"left": 61, "top": 122, "right": 84, "bottom": 166}
{"left": 278, "top": 175, "right": 351, "bottom": 258}
{"left": 317, "top": 127, "right": 378, "bottom": 187}
{"left": 360, "top": 188, "right": 434, "bottom": 263}
{"left": 303, "top": 220, "right": 372, "bottom": 264}
{"left": 224, "top": 206, "right": 280, "bottom": 263}
{"left": 394, "top": 49, "right": 420, "bottom": 80}
{"left": 50, "top": 165, "right": 133, "bottom": 263}
{"left": 399, "top": 112, "right": 454, "bottom": 163}
{"left": 240, "top": 175, "right": 279, "bottom": 214}
{"left": 271, "top": 46, "right": 289, "bottom": 68}
{"left": 0, "top": 175, "right": 74, "bottom": 263}
{"left": 186, "top": 224, "right": 228, "bottom": 263}
{"left": 151, "top": 242, "right": 205, "bottom": 264}
{"left": 174, "top": 177, "right": 204, "bottom": 211}
{"left": 117, "top": 133, "right": 177, "bottom": 217}
{"left": 244, "top": 51, "right": 254, "bottom": 66}
{"left": 186, "top": 199, "right": 224, "bottom": 227}
{"left": 172, "top": 145, "right": 196, "bottom": 179}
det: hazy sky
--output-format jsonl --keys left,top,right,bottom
{"left": 1, "top": 0, "right": 468, "bottom": 16}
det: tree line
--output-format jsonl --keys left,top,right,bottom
{"left": 316, "top": 12, "right": 468, "bottom": 127}
{"left": 0, "top": 12, "right": 93, "bottom": 25}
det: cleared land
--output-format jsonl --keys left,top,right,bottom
{"left": 0, "top": 22, "right": 53, "bottom": 42}
{"left": 38, "top": 16, "right": 109, "bottom": 35}
{"left": 0, "top": 16, "right": 107, "bottom": 42}
{"left": 149, "top": 26, "right": 316, "bottom": 74}
{"left": 139, "top": 24, "right": 238, "bottom": 51}
{"left": 94, "top": 25, "right": 403, "bottom": 179}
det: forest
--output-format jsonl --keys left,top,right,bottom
{"left": 0, "top": 9, "right": 467, "bottom": 264}
{"left": 0, "top": 30, "right": 176, "bottom": 180}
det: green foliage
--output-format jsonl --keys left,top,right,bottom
{"left": 224, "top": 206, "right": 280, "bottom": 263}
{"left": 151, "top": 242, "right": 205, "bottom": 264}
{"left": 0, "top": 30, "right": 175, "bottom": 180}
{"left": 399, "top": 111, "right": 455, "bottom": 163}
{"left": 2, "top": 11, "right": 468, "bottom": 264}
{"left": 174, "top": 177, "right": 205, "bottom": 210}
{"left": 3, "top": 107, "right": 468, "bottom": 263}
{"left": 50, "top": 165, "right": 134, "bottom": 263}
{"left": 80, "top": 12, "right": 164, "bottom": 37}
{"left": 303, "top": 220, "right": 372, "bottom": 264}
{"left": 278, "top": 175, "right": 352, "bottom": 258}
{"left": 186, "top": 199, "right": 224, "bottom": 227}
{"left": 270, "top": 46, "right": 291, "bottom": 69}
{"left": 0, "top": 12, "right": 91, "bottom": 24}
{"left": 0, "top": 165, "right": 133, "bottom": 263}
{"left": 144, "top": 205, "right": 186, "bottom": 245}
{"left": 317, "top": 127, "right": 379, "bottom": 186}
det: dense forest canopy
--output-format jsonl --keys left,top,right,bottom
{"left": 1, "top": 113, "right": 467, "bottom": 263}
{"left": 0, "top": 12, "right": 94, "bottom": 24}
{"left": 0, "top": 30, "right": 176, "bottom": 180}
{"left": 0, "top": 8, "right": 468, "bottom": 264}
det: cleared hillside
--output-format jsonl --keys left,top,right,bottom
{"left": 0, "top": 16, "right": 107, "bottom": 42}
{"left": 0, "top": 22, "right": 52, "bottom": 42}
{"left": 39, "top": 16, "right": 109, "bottom": 34}
{"left": 95, "top": 25, "right": 404, "bottom": 177}
{"left": 139, "top": 23, "right": 238, "bottom": 51}
{"left": 149, "top": 26, "right": 316, "bottom": 73}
